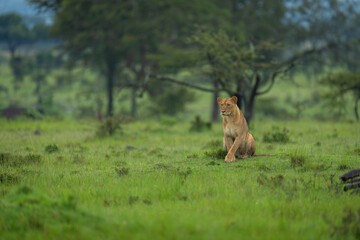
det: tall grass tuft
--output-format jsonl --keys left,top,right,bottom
{"left": 290, "top": 150, "right": 307, "bottom": 167}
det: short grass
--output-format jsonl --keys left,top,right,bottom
{"left": 0, "top": 119, "right": 359, "bottom": 239}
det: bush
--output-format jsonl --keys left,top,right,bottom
{"left": 148, "top": 82, "right": 195, "bottom": 116}
{"left": 263, "top": 126, "right": 290, "bottom": 143}
{"left": 45, "top": 144, "right": 59, "bottom": 153}
{"left": 0, "top": 152, "right": 41, "bottom": 166}
{"left": 189, "top": 115, "right": 212, "bottom": 132}
{"left": 204, "top": 148, "right": 227, "bottom": 159}
{"left": 96, "top": 117, "right": 122, "bottom": 137}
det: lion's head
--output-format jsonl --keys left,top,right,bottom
{"left": 217, "top": 96, "right": 238, "bottom": 117}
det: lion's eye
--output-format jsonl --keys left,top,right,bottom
{"left": 227, "top": 104, "right": 230, "bottom": 107}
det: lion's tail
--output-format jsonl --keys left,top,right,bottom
{"left": 253, "top": 154, "right": 289, "bottom": 157}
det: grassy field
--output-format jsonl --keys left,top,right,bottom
{"left": 0, "top": 119, "right": 359, "bottom": 239}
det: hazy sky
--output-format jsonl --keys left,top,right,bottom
{"left": 0, "top": 0, "right": 52, "bottom": 23}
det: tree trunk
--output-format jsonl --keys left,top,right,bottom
{"left": 131, "top": 87, "right": 137, "bottom": 118}
{"left": 35, "top": 77, "right": 42, "bottom": 109}
{"left": 244, "top": 74, "right": 261, "bottom": 124}
{"left": 7, "top": 39, "right": 16, "bottom": 59}
{"left": 355, "top": 96, "right": 359, "bottom": 121}
{"left": 106, "top": 61, "right": 116, "bottom": 117}
{"left": 211, "top": 80, "right": 219, "bottom": 122}
{"left": 130, "top": 45, "right": 147, "bottom": 118}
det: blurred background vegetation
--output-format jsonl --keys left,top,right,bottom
{"left": 0, "top": 0, "right": 359, "bottom": 123}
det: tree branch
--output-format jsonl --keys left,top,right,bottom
{"left": 149, "top": 74, "right": 231, "bottom": 93}
{"left": 256, "top": 42, "right": 336, "bottom": 96}
{"left": 256, "top": 63, "right": 295, "bottom": 96}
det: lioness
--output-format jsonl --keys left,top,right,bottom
{"left": 217, "top": 96, "right": 255, "bottom": 162}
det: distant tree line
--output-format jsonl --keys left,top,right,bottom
{"left": 1, "top": 0, "right": 359, "bottom": 121}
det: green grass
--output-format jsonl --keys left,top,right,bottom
{"left": 0, "top": 119, "right": 359, "bottom": 239}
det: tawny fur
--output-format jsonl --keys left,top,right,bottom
{"left": 217, "top": 96, "right": 256, "bottom": 162}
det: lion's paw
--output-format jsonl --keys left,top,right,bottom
{"left": 225, "top": 154, "right": 236, "bottom": 163}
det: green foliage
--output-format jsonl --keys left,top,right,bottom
{"left": 0, "top": 171, "right": 20, "bottom": 184}
{"left": 204, "top": 148, "right": 228, "bottom": 159}
{"left": 189, "top": 115, "right": 211, "bottom": 132}
{"left": 192, "top": 29, "right": 284, "bottom": 122}
{"left": 148, "top": 85, "right": 195, "bottom": 116}
{"left": 44, "top": 144, "right": 59, "bottom": 153}
{"left": 256, "top": 97, "right": 293, "bottom": 119}
{"left": 0, "top": 13, "right": 32, "bottom": 55}
{"left": 290, "top": 151, "right": 307, "bottom": 167}
{"left": 96, "top": 117, "right": 122, "bottom": 137}
{"left": 263, "top": 126, "right": 290, "bottom": 143}
{"left": 9, "top": 56, "right": 27, "bottom": 82}
{"left": 115, "top": 167, "right": 129, "bottom": 177}
{"left": 320, "top": 71, "right": 360, "bottom": 120}
{"left": 0, "top": 152, "right": 41, "bottom": 167}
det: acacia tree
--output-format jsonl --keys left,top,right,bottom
{"left": 321, "top": 72, "right": 360, "bottom": 121}
{"left": 0, "top": 13, "right": 33, "bottom": 81}
{"left": 31, "top": 0, "right": 228, "bottom": 117}
{"left": 152, "top": 0, "right": 360, "bottom": 123}
{"left": 31, "top": 0, "right": 135, "bottom": 117}
{"left": 116, "top": 0, "right": 230, "bottom": 117}
{"left": 153, "top": 30, "right": 333, "bottom": 123}
{"left": 0, "top": 13, "right": 31, "bottom": 58}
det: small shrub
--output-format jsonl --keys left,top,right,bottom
{"left": 0, "top": 152, "right": 41, "bottom": 166}
{"left": 189, "top": 115, "right": 212, "bottom": 132}
{"left": 45, "top": 144, "right": 59, "bottom": 153}
{"left": 115, "top": 167, "right": 129, "bottom": 177}
{"left": 96, "top": 117, "right": 122, "bottom": 137}
{"left": 176, "top": 167, "right": 192, "bottom": 179}
{"left": 263, "top": 127, "right": 290, "bottom": 143}
{"left": 290, "top": 151, "right": 306, "bottom": 167}
{"left": 128, "top": 195, "right": 139, "bottom": 205}
{"left": 204, "top": 148, "right": 227, "bottom": 159}
{"left": 337, "top": 164, "right": 350, "bottom": 170}
{"left": 0, "top": 172, "right": 20, "bottom": 184}
{"left": 142, "top": 199, "right": 152, "bottom": 205}
{"left": 206, "top": 160, "right": 220, "bottom": 166}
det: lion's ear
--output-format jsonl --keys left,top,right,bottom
{"left": 231, "top": 96, "right": 237, "bottom": 104}
{"left": 217, "top": 97, "right": 223, "bottom": 103}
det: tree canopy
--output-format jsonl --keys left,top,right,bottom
{"left": 0, "top": 13, "right": 32, "bottom": 57}
{"left": 28, "top": 0, "right": 360, "bottom": 120}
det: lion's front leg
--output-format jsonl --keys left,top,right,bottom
{"left": 225, "top": 136, "right": 242, "bottom": 163}
{"left": 223, "top": 136, "right": 233, "bottom": 152}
